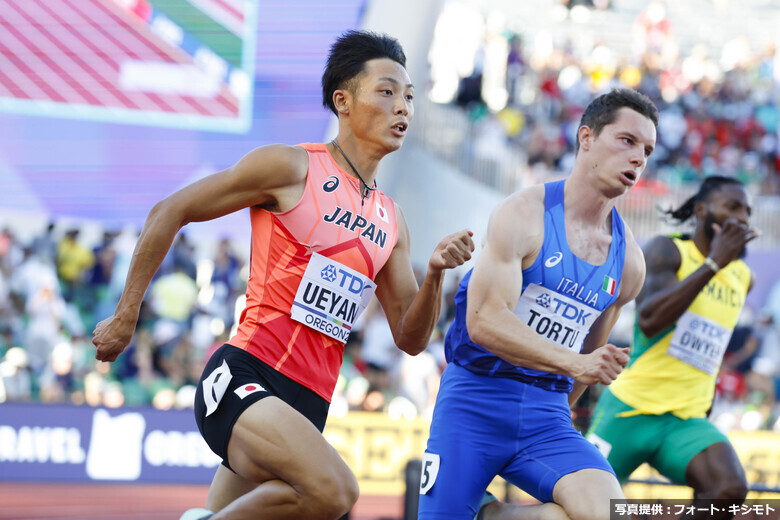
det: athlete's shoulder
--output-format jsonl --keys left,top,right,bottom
{"left": 642, "top": 234, "right": 682, "bottom": 274}
{"left": 622, "top": 223, "right": 643, "bottom": 262}
{"left": 483, "top": 186, "right": 545, "bottom": 261}
{"left": 504, "top": 184, "right": 545, "bottom": 215}
{"left": 240, "top": 144, "right": 309, "bottom": 180}
{"left": 618, "top": 228, "right": 646, "bottom": 304}
{"left": 489, "top": 186, "right": 545, "bottom": 238}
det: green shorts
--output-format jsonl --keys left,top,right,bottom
{"left": 586, "top": 387, "right": 729, "bottom": 485}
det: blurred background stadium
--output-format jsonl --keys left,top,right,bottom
{"left": 2, "top": 0, "right": 780, "bottom": 518}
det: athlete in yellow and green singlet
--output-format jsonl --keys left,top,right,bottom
{"left": 587, "top": 175, "right": 758, "bottom": 520}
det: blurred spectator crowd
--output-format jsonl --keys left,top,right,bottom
{"left": 443, "top": 0, "right": 780, "bottom": 197}
{"left": 0, "top": 223, "right": 246, "bottom": 412}
{"left": 0, "top": 222, "right": 455, "bottom": 422}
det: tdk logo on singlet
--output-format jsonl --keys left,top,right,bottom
{"left": 688, "top": 318, "right": 727, "bottom": 341}
{"left": 320, "top": 264, "right": 338, "bottom": 282}
{"left": 323, "top": 206, "right": 387, "bottom": 248}
{"left": 531, "top": 292, "right": 592, "bottom": 325}
{"left": 319, "top": 264, "right": 374, "bottom": 297}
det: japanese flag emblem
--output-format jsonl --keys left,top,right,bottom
{"left": 375, "top": 201, "right": 389, "bottom": 223}
{"left": 234, "top": 383, "right": 267, "bottom": 399}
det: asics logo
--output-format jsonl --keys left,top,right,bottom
{"left": 323, "top": 175, "right": 339, "bottom": 193}
{"left": 545, "top": 252, "right": 563, "bottom": 268}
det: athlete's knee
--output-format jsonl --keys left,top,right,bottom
{"left": 536, "top": 502, "right": 571, "bottom": 520}
{"left": 722, "top": 469, "right": 748, "bottom": 501}
{"left": 554, "top": 470, "right": 622, "bottom": 520}
{"left": 708, "top": 476, "right": 748, "bottom": 502}
{"left": 561, "top": 489, "right": 619, "bottom": 520}
{"left": 301, "top": 467, "right": 359, "bottom": 519}
{"left": 327, "top": 471, "right": 359, "bottom": 517}
{"left": 562, "top": 506, "right": 606, "bottom": 520}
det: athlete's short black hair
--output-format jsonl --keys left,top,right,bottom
{"left": 664, "top": 175, "right": 744, "bottom": 224}
{"left": 321, "top": 30, "right": 407, "bottom": 115}
{"left": 575, "top": 88, "right": 659, "bottom": 153}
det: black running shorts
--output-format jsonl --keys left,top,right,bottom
{"left": 194, "top": 344, "right": 330, "bottom": 471}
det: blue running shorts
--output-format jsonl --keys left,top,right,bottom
{"left": 417, "top": 363, "right": 615, "bottom": 520}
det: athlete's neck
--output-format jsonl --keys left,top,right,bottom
{"left": 563, "top": 177, "right": 614, "bottom": 231}
{"left": 692, "top": 226, "right": 713, "bottom": 259}
{"left": 327, "top": 136, "right": 381, "bottom": 188}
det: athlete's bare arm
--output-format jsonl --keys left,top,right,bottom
{"left": 569, "top": 234, "right": 645, "bottom": 405}
{"left": 465, "top": 187, "right": 629, "bottom": 386}
{"left": 374, "top": 205, "right": 474, "bottom": 356}
{"left": 92, "top": 144, "right": 309, "bottom": 362}
{"left": 637, "top": 221, "right": 756, "bottom": 339}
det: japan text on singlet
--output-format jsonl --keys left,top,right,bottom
{"left": 445, "top": 180, "right": 626, "bottom": 393}
{"left": 609, "top": 238, "right": 751, "bottom": 419}
{"left": 229, "top": 143, "right": 399, "bottom": 402}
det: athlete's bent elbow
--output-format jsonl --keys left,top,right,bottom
{"left": 466, "top": 314, "right": 491, "bottom": 347}
{"left": 148, "top": 193, "right": 194, "bottom": 230}
{"left": 636, "top": 304, "right": 666, "bottom": 338}
{"left": 636, "top": 316, "right": 661, "bottom": 338}
{"left": 396, "top": 340, "right": 426, "bottom": 356}
{"left": 146, "top": 199, "right": 178, "bottom": 229}
{"left": 146, "top": 199, "right": 167, "bottom": 223}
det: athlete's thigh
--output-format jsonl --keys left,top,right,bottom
{"left": 228, "top": 396, "right": 353, "bottom": 490}
{"left": 417, "top": 426, "right": 500, "bottom": 519}
{"left": 503, "top": 423, "right": 615, "bottom": 503}
{"left": 651, "top": 417, "right": 730, "bottom": 485}
{"left": 586, "top": 388, "right": 659, "bottom": 483}
{"left": 195, "top": 345, "right": 350, "bottom": 492}
{"left": 685, "top": 440, "right": 746, "bottom": 494}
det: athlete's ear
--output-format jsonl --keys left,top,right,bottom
{"left": 333, "top": 89, "right": 351, "bottom": 117}
{"left": 693, "top": 199, "right": 708, "bottom": 221}
{"left": 578, "top": 125, "right": 593, "bottom": 151}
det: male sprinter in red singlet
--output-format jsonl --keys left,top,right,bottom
{"left": 92, "top": 31, "right": 474, "bottom": 520}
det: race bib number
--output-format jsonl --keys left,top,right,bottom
{"left": 291, "top": 253, "right": 375, "bottom": 342}
{"left": 587, "top": 432, "right": 612, "bottom": 458}
{"left": 419, "top": 452, "right": 440, "bottom": 495}
{"left": 667, "top": 311, "right": 732, "bottom": 375}
{"left": 514, "top": 283, "right": 599, "bottom": 352}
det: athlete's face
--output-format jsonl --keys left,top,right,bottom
{"left": 348, "top": 58, "right": 414, "bottom": 153}
{"left": 580, "top": 107, "right": 656, "bottom": 197}
{"left": 702, "top": 184, "right": 752, "bottom": 258}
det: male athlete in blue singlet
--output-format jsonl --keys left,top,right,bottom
{"left": 417, "top": 89, "right": 658, "bottom": 520}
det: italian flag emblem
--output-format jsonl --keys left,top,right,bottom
{"left": 602, "top": 275, "right": 617, "bottom": 295}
